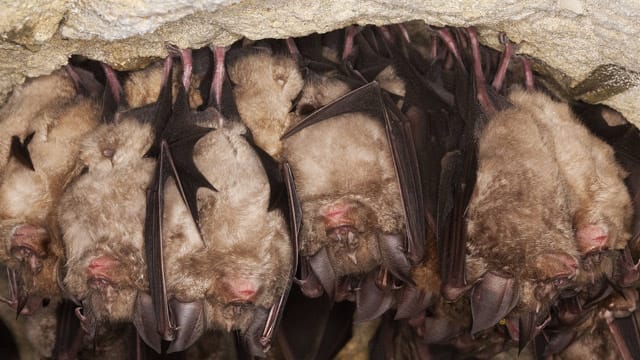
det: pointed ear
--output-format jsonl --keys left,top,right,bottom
{"left": 533, "top": 251, "right": 578, "bottom": 280}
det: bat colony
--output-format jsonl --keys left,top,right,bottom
{"left": 0, "top": 21, "right": 638, "bottom": 359}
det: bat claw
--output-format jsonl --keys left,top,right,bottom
{"left": 347, "top": 251, "right": 358, "bottom": 264}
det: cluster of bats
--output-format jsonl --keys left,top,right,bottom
{"left": 0, "top": 21, "right": 639, "bottom": 359}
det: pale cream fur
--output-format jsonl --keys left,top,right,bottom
{"left": 0, "top": 70, "right": 77, "bottom": 172}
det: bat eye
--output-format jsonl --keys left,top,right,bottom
{"left": 298, "top": 103, "right": 316, "bottom": 116}
{"left": 102, "top": 148, "right": 115, "bottom": 158}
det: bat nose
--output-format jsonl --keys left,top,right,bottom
{"left": 222, "top": 277, "right": 261, "bottom": 303}
{"left": 576, "top": 224, "right": 609, "bottom": 254}
{"left": 326, "top": 225, "right": 359, "bottom": 249}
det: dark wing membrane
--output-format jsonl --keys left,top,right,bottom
{"left": 143, "top": 148, "right": 175, "bottom": 346}
{"left": 9, "top": 132, "right": 35, "bottom": 171}
{"left": 52, "top": 300, "right": 85, "bottom": 360}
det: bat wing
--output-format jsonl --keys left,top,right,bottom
{"left": 9, "top": 132, "right": 35, "bottom": 171}
{"left": 277, "top": 285, "right": 355, "bottom": 360}
{"left": 469, "top": 271, "right": 519, "bottom": 335}
{"left": 139, "top": 61, "right": 215, "bottom": 352}
{"left": 608, "top": 312, "right": 640, "bottom": 360}
{"left": 52, "top": 299, "right": 84, "bottom": 360}
{"left": 282, "top": 81, "right": 426, "bottom": 268}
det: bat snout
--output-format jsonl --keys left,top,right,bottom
{"left": 326, "top": 225, "right": 359, "bottom": 249}
{"left": 576, "top": 224, "right": 609, "bottom": 254}
{"left": 222, "top": 277, "right": 261, "bottom": 303}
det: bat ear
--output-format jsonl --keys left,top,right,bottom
{"left": 354, "top": 270, "right": 395, "bottom": 323}
{"left": 470, "top": 271, "right": 519, "bottom": 335}
{"left": 517, "top": 311, "right": 551, "bottom": 353}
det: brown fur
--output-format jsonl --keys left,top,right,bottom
{"left": 0, "top": 70, "right": 100, "bottom": 303}
{"left": 466, "top": 89, "right": 633, "bottom": 319}
{"left": 58, "top": 118, "right": 155, "bottom": 323}
{"left": 228, "top": 51, "right": 304, "bottom": 158}
{"left": 124, "top": 61, "right": 204, "bottom": 109}
{"left": 283, "top": 111, "right": 404, "bottom": 277}
{"left": 509, "top": 90, "right": 632, "bottom": 252}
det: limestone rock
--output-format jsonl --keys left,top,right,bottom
{"left": 0, "top": 0, "right": 638, "bottom": 125}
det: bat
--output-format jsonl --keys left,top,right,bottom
{"left": 58, "top": 108, "right": 157, "bottom": 334}
{"left": 463, "top": 27, "right": 634, "bottom": 354}
{"left": 131, "top": 46, "right": 292, "bottom": 356}
{"left": 0, "top": 67, "right": 102, "bottom": 318}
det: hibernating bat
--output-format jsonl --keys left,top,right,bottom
{"left": 58, "top": 111, "right": 156, "bottom": 334}
{"left": 128, "top": 47, "right": 292, "bottom": 356}
{"left": 465, "top": 88, "right": 633, "bottom": 344}
{"left": 0, "top": 68, "right": 102, "bottom": 318}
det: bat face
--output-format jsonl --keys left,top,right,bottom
{"left": 161, "top": 120, "right": 291, "bottom": 334}
{"left": 227, "top": 50, "right": 304, "bottom": 158}
{"left": 283, "top": 111, "right": 404, "bottom": 279}
{"left": 59, "top": 118, "right": 155, "bottom": 325}
{"left": 0, "top": 70, "right": 100, "bottom": 312}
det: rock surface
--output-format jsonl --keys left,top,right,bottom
{"left": 0, "top": 0, "right": 638, "bottom": 125}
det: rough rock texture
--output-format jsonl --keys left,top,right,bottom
{"left": 0, "top": 0, "right": 638, "bottom": 125}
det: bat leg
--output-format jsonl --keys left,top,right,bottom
{"left": 467, "top": 27, "right": 495, "bottom": 115}
{"left": 519, "top": 56, "right": 535, "bottom": 91}
{"left": 436, "top": 28, "right": 464, "bottom": 69}
{"left": 10, "top": 224, "right": 48, "bottom": 274}
{"left": 167, "top": 45, "right": 193, "bottom": 90}
{"left": 576, "top": 223, "right": 609, "bottom": 254}
{"left": 470, "top": 271, "right": 519, "bottom": 334}
{"left": 342, "top": 25, "right": 359, "bottom": 61}
{"left": 209, "top": 45, "right": 228, "bottom": 111}
{"left": 491, "top": 33, "right": 515, "bottom": 92}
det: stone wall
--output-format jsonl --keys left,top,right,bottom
{"left": 1, "top": 0, "right": 638, "bottom": 125}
